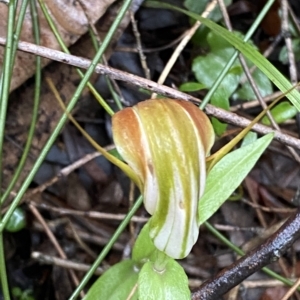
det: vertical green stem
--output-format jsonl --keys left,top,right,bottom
{"left": 0, "top": 1, "right": 16, "bottom": 298}
{"left": 69, "top": 196, "right": 143, "bottom": 300}
{"left": 0, "top": 232, "right": 9, "bottom": 300}
{"left": 0, "top": 0, "right": 16, "bottom": 198}
{"left": 153, "top": 250, "right": 168, "bottom": 272}
{"left": 0, "top": 0, "right": 39, "bottom": 206}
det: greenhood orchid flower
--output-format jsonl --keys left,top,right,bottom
{"left": 112, "top": 99, "right": 215, "bottom": 259}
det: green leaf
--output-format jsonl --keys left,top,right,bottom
{"left": 184, "top": 0, "right": 209, "bottom": 14}
{"left": 234, "top": 68, "right": 273, "bottom": 101}
{"left": 279, "top": 39, "right": 300, "bottom": 65}
{"left": 241, "top": 131, "right": 257, "bottom": 147}
{"left": 132, "top": 223, "right": 157, "bottom": 264}
{"left": 262, "top": 101, "right": 298, "bottom": 125}
{"left": 145, "top": 2, "right": 300, "bottom": 111}
{"left": 198, "top": 133, "right": 273, "bottom": 225}
{"left": 179, "top": 82, "right": 206, "bottom": 92}
{"left": 84, "top": 260, "right": 139, "bottom": 300}
{"left": 192, "top": 32, "right": 242, "bottom": 93}
{"left": 107, "top": 147, "right": 125, "bottom": 162}
{"left": 5, "top": 207, "right": 26, "bottom": 232}
{"left": 211, "top": 90, "right": 230, "bottom": 136}
{"left": 138, "top": 258, "right": 190, "bottom": 300}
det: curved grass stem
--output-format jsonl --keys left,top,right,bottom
{"left": 37, "top": 0, "right": 115, "bottom": 116}
{"left": 69, "top": 195, "right": 143, "bottom": 300}
{"left": 0, "top": 0, "right": 41, "bottom": 206}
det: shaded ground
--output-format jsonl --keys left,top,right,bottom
{"left": 2, "top": 0, "right": 300, "bottom": 299}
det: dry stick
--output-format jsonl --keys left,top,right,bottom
{"left": 216, "top": 3, "right": 300, "bottom": 287}
{"left": 239, "top": 33, "right": 283, "bottom": 85}
{"left": 151, "top": 0, "right": 218, "bottom": 99}
{"left": 116, "top": 32, "right": 186, "bottom": 53}
{"left": 282, "top": 0, "right": 298, "bottom": 85}
{"left": 130, "top": 11, "right": 150, "bottom": 80}
{"left": 230, "top": 91, "right": 282, "bottom": 112}
{"left": 191, "top": 207, "right": 300, "bottom": 300}
{"left": 31, "top": 251, "right": 104, "bottom": 275}
{"left": 241, "top": 198, "right": 296, "bottom": 214}
{"left": 218, "top": 0, "right": 279, "bottom": 229}
{"left": 280, "top": 0, "right": 300, "bottom": 196}
{"left": 281, "top": 275, "right": 300, "bottom": 300}
{"left": 1, "top": 149, "right": 112, "bottom": 213}
{"left": 67, "top": 220, "right": 97, "bottom": 259}
{"left": 31, "top": 202, "right": 149, "bottom": 223}
{"left": 77, "top": 0, "right": 126, "bottom": 104}
{"left": 1, "top": 38, "right": 300, "bottom": 149}
{"left": 218, "top": 0, "right": 300, "bottom": 165}
{"left": 280, "top": 5, "right": 300, "bottom": 298}
{"left": 28, "top": 204, "right": 85, "bottom": 298}
{"left": 29, "top": 145, "right": 114, "bottom": 196}
{"left": 287, "top": 2, "right": 300, "bottom": 36}
{"left": 189, "top": 278, "right": 293, "bottom": 289}
{"left": 32, "top": 216, "right": 125, "bottom": 250}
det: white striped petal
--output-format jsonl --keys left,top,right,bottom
{"left": 112, "top": 99, "right": 214, "bottom": 259}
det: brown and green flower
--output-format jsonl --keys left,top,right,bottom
{"left": 112, "top": 99, "right": 214, "bottom": 259}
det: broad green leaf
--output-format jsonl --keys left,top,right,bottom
{"left": 5, "top": 207, "right": 26, "bottom": 232}
{"left": 211, "top": 90, "right": 230, "bottom": 136}
{"left": 84, "top": 260, "right": 139, "bottom": 300}
{"left": 192, "top": 31, "right": 241, "bottom": 135}
{"left": 262, "top": 101, "right": 298, "bottom": 125}
{"left": 184, "top": 0, "right": 209, "bottom": 14}
{"left": 241, "top": 131, "right": 257, "bottom": 147}
{"left": 234, "top": 68, "right": 273, "bottom": 100}
{"left": 198, "top": 133, "right": 273, "bottom": 225}
{"left": 132, "top": 223, "right": 157, "bottom": 264}
{"left": 138, "top": 258, "right": 190, "bottom": 300}
{"left": 192, "top": 32, "right": 242, "bottom": 92}
{"left": 146, "top": 2, "right": 300, "bottom": 111}
{"left": 179, "top": 82, "right": 206, "bottom": 92}
{"left": 279, "top": 39, "right": 300, "bottom": 65}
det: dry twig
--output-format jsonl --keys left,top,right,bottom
{"left": 1, "top": 38, "right": 300, "bottom": 149}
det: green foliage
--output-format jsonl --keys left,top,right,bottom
{"left": 107, "top": 148, "right": 124, "bottom": 162}
{"left": 189, "top": 10, "right": 300, "bottom": 110}
{"left": 138, "top": 258, "right": 190, "bottom": 300}
{"left": 232, "top": 67, "right": 273, "bottom": 101}
{"left": 198, "top": 133, "right": 273, "bottom": 225}
{"left": 185, "top": 0, "right": 232, "bottom": 47}
{"left": 132, "top": 222, "right": 157, "bottom": 264}
{"left": 192, "top": 31, "right": 241, "bottom": 134}
{"left": 146, "top": 1, "right": 300, "bottom": 111}
{"left": 241, "top": 131, "right": 258, "bottom": 147}
{"left": 279, "top": 39, "right": 300, "bottom": 64}
{"left": 86, "top": 223, "right": 190, "bottom": 300}
{"left": 192, "top": 31, "right": 273, "bottom": 134}
{"left": 184, "top": 0, "right": 209, "bottom": 14}
{"left": 179, "top": 82, "right": 206, "bottom": 92}
{"left": 262, "top": 101, "right": 298, "bottom": 125}
{"left": 210, "top": 89, "right": 230, "bottom": 136}
{"left": 11, "top": 287, "right": 35, "bottom": 300}
{"left": 86, "top": 131, "right": 274, "bottom": 300}
{"left": 5, "top": 207, "right": 26, "bottom": 232}
{"left": 84, "top": 260, "right": 139, "bottom": 300}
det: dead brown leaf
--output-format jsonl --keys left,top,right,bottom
{"left": 0, "top": 0, "right": 117, "bottom": 91}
